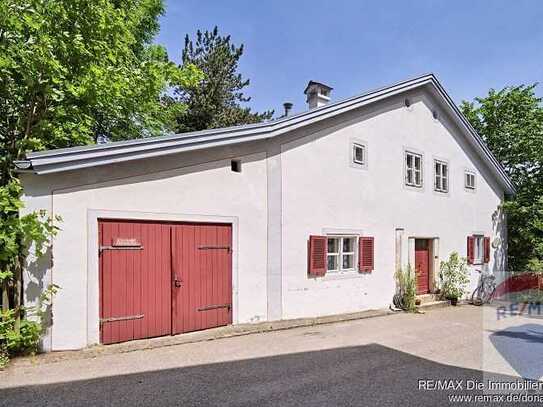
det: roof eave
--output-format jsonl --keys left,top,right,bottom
{"left": 25, "top": 74, "right": 436, "bottom": 174}
{"left": 21, "top": 73, "right": 515, "bottom": 196}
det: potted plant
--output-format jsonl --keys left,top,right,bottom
{"left": 440, "top": 252, "right": 469, "bottom": 306}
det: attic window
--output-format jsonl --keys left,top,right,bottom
{"left": 231, "top": 160, "right": 242, "bottom": 173}
{"left": 465, "top": 171, "right": 476, "bottom": 190}
{"left": 353, "top": 143, "right": 365, "bottom": 165}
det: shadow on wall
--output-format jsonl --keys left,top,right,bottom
{"left": 24, "top": 246, "right": 54, "bottom": 338}
{"left": 0, "top": 344, "right": 533, "bottom": 407}
{"left": 24, "top": 246, "right": 52, "bottom": 304}
{"left": 492, "top": 206, "right": 507, "bottom": 273}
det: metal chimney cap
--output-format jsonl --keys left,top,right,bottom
{"left": 304, "top": 80, "right": 333, "bottom": 95}
{"left": 282, "top": 102, "right": 293, "bottom": 117}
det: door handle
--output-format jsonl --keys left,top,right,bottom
{"left": 174, "top": 275, "right": 182, "bottom": 287}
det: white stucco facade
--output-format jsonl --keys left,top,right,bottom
{"left": 279, "top": 91, "right": 506, "bottom": 319}
{"left": 19, "top": 76, "right": 510, "bottom": 351}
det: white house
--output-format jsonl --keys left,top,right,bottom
{"left": 16, "top": 74, "right": 515, "bottom": 351}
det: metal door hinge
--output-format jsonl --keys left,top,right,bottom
{"left": 99, "top": 246, "right": 144, "bottom": 255}
{"left": 100, "top": 314, "right": 144, "bottom": 324}
{"left": 197, "top": 304, "right": 231, "bottom": 312}
{"left": 197, "top": 246, "right": 231, "bottom": 253}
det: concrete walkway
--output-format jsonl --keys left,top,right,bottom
{"left": 1, "top": 305, "right": 541, "bottom": 406}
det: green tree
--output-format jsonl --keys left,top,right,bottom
{"left": 0, "top": 0, "right": 202, "bottom": 361}
{"left": 173, "top": 26, "right": 273, "bottom": 132}
{"left": 461, "top": 85, "right": 543, "bottom": 271}
{"left": 0, "top": 0, "right": 202, "bottom": 181}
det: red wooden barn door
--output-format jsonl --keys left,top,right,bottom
{"left": 99, "top": 220, "right": 172, "bottom": 344}
{"left": 415, "top": 239, "right": 430, "bottom": 295}
{"left": 171, "top": 223, "right": 233, "bottom": 335}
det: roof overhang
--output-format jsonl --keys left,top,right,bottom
{"left": 17, "top": 73, "right": 515, "bottom": 195}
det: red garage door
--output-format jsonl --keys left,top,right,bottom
{"left": 171, "top": 224, "right": 233, "bottom": 335}
{"left": 99, "top": 220, "right": 232, "bottom": 345}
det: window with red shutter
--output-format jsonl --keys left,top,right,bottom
{"left": 308, "top": 235, "right": 327, "bottom": 277}
{"left": 359, "top": 236, "right": 374, "bottom": 272}
{"left": 484, "top": 237, "right": 490, "bottom": 263}
{"left": 467, "top": 236, "right": 475, "bottom": 264}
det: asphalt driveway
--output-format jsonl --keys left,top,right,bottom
{"left": 1, "top": 306, "right": 542, "bottom": 406}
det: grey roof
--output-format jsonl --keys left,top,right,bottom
{"left": 17, "top": 73, "right": 515, "bottom": 195}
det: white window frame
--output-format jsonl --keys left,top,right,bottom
{"left": 434, "top": 159, "right": 449, "bottom": 193}
{"left": 465, "top": 171, "right": 476, "bottom": 190}
{"left": 350, "top": 139, "right": 368, "bottom": 170}
{"left": 326, "top": 236, "right": 357, "bottom": 273}
{"left": 352, "top": 143, "right": 366, "bottom": 165}
{"left": 405, "top": 151, "right": 423, "bottom": 188}
{"left": 473, "top": 235, "right": 484, "bottom": 264}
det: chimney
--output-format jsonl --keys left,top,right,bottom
{"left": 304, "top": 81, "right": 333, "bottom": 109}
{"left": 283, "top": 102, "right": 293, "bottom": 117}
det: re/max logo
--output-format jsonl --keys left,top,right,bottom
{"left": 496, "top": 302, "right": 542, "bottom": 320}
{"left": 418, "top": 379, "right": 464, "bottom": 391}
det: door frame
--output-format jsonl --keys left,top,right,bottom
{"left": 88, "top": 209, "right": 239, "bottom": 347}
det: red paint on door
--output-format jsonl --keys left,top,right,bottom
{"left": 99, "top": 220, "right": 172, "bottom": 344}
{"left": 171, "top": 223, "right": 232, "bottom": 335}
{"left": 415, "top": 239, "right": 430, "bottom": 295}
{"left": 99, "top": 220, "right": 232, "bottom": 345}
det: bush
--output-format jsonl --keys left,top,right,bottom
{"left": 440, "top": 252, "right": 469, "bottom": 300}
{"left": 395, "top": 265, "right": 417, "bottom": 312}
{"left": 0, "top": 284, "right": 58, "bottom": 363}
{"left": 4, "top": 319, "right": 41, "bottom": 355}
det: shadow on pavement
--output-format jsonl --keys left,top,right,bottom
{"left": 1, "top": 344, "right": 540, "bottom": 406}
{"left": 489, "top": 323, "right": 543, "bottom": 381}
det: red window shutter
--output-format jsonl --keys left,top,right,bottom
{"left": 467, "top": 236, "right": 475, "bottom": 264}
{"left": 308, "top": 235, "right": 327, "bottom": 277}
{"left": 359, "top": 236, "right": 374, "bottom": 272}
{"left": 484, "top": 236, "right": 490, "bottom": 263}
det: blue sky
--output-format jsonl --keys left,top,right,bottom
{"left": 156, "top": 0, "right": 543, "bottom": 117}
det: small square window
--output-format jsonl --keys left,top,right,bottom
{"left": 231, "top": 160, "right": 242, "bottom": 173}
{"left": 405, "top": 151, "right": 423, "bottom": 187}
{"left": 326, "top": 236, "right": 357, "bottom": 273}
{"left": 465, "top": 171, "right": 476, "bottom": 190}
{"left": 353, "top": 143, "right": 365, "bottom": 165}
{"left": 434, "top": 160, "right": 448, "bottom": 193}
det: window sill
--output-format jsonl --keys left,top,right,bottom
{"left": 318, "top": 271, "right": 368, "bottom": 281}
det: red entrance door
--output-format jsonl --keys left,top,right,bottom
{"left": 99, "top": 220, "right": 232, "bottom": 345}
{"left": 171, "top": 224, "right": 233, "bottom": 335}
{"left": 415, "top": 239, "right": 430, "bottom": 295}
